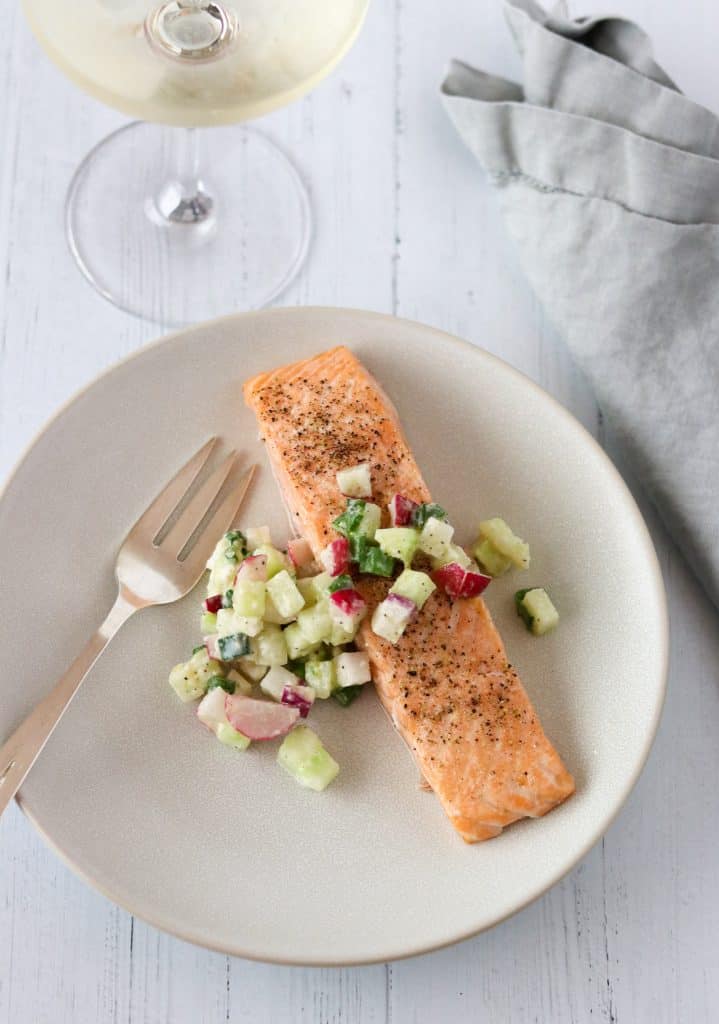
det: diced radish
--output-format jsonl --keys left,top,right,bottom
{"left": 328, "top": 589, "right": 367, "bottom": 633}
{"left": 334, "top": 651, "right": 372, "bottom": 688}
{"left": 281, "top": 683, "right": 316, "bottom": 718}
{"left": 432, "top": 563, "right": 491, "bottom": 599}
{"left": 197, "top": 687, "right": 228, "bottom": 732}
{"left": 236, "top": 554, "right": 268, "bottom": 582}
{"left": 288, "top": 537, "right": 314, "bottom": 569}
{"left": 203, "top": 593, "right": 224, "bottom": 614}
{"left": 204, "top": 634, "right": 222, "bottom": 660}
{"left": 319, "top": 537, "right": 350, "bottom": 576}
{"left": 224, "top": 694, "right": 299, "bottom": 740}
{"left": 389, "top": 494, "right": 418, "bottom": 527}
{"left": 336, "top": 463, "right": 372, "bottom": 498}
{"left": 370, "top": 592, "right": 416, "bottom": 644}
{"left": 261, "top": 665, "right": 302, "bottom": 702}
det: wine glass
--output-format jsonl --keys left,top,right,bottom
{"left": 22, "top": 0, "right": 370, "bottom": 325}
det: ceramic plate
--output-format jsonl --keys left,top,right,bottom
{"left": 0, "top": 308, "right": 668, "bottom": 965}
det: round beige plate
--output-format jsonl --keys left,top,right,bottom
{"left": 0, "top": 309, "right": 668, "bottom": 965}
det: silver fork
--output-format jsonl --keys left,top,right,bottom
{"left": 0, "top": 438, "right": 255, "bottom": 818}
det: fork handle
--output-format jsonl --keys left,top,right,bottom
{"left": 0, "top": 588, "right": 139, "bottom": 818}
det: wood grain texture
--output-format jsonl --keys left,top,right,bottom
{"left": 1, "top": 1, "right": 718, "bottom": 1021}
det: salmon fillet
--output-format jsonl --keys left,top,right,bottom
{"left": 244, "top": 346, "right": 574, "bottom": 841}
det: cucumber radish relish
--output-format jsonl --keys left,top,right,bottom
{"left": 168, "top": 463, "right": 557, "bottom": 791}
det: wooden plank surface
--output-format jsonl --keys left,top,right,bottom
{"left": 0, "top": 1, "right": 717, "bottom": 1021}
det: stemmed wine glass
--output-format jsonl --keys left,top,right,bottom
{"left": 22, "top": 0, "right": 370, "bottom": 324}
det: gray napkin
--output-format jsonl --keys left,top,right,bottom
{"left": 442, "top": 0, "right": 719, "bottom": 610}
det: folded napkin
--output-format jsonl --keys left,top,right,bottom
{"left": 442, "top": 0, "right": 719, "bottom": 610}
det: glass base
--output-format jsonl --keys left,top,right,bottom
{"left": 66, "top": 122, "right": 311, "bottom": 326}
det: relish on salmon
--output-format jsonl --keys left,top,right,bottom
{"left": 244, "top": 346, "right": 574, "bottom": 842}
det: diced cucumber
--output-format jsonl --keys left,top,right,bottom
{"left": 336, "top": 463, "right": 372, "bottom": 498}
{"left": 234, "top": 615, "right": 263, "bottom": 637}
{"left": 217, "top": 633, "right": 251, "bottom": 660}
{"left": 251, "top": 625, "right": 288, "bottom": 667}
{"left": 327, "top": 573, "right": 354, "bottom": 593}
{"left": 332, "top": 685, "right": 363, "bottom": 707}
{"left": 418, "top": 517, "right": 454, "bottom": 559}
{"left": 252, "top": 544, "right": 289, "bottom": 579}
{"left": 206, "top": 530, "right": 247, "bottom": 595}
{"left": 266, "top": 570, "right": 305, "bottom": 619}
{"left": 515, "top": 588, "right": 559, "bottom": 635}
{"left": 226, "top": 669, "right": 253, "bottom": 696}
{"left": 304, "top": 660, "right": 336, "bottom": 699}
{"left": 297, "top": 601, "right": 333, "bottom": 644}
{"left": 277, "top": 726, "right": 339, "bottom": 792}
{"left": 310, "top": 572, "right": 332, "bottom": 598}
{"left": 333, "top": 498, "right": 381, "bottom": 541}
{"left": 168, "top": 648, "right": 223, "bottom": 703}
{"left": 296, "top": 577, "right": 319, "bottom": 606}
{"left": 245, "top": 525, "right": 271, "bottom": 549}
{"left": 216, "top": 608, "right": 249, "bottom": 638}
{"left": 332, "top": 498, "right": 367, "bottom": 537}
{"left": 263, "top": 591, "right": 297, "bottom": 625}
{"left": 411, "top": 503, "right": 448, "bottom": 529}
{"left": 215, "top": 722, "right": 251, "bottom": 751}
{"left": 375, "top": 527, "right": 420, "bottom": 566}
{"left": 283, "top": 621, "right": 321, "bottom": 660}
{"left": 478, "top": 518, "right": 530, "bottom": 569}
{"left": 200, "top": 610, "right": 218, "bottom": 634}
{"left": 236, "top": 658, "right": 268, "bottom": 683}
{"left": 431, "top": 542, "right": 472, "bottom": 570}
{"left": 356, "top": 502, "right": 381, "bottom": 539}
{"left": 472, "top": 537, "right": 512, "bottom": 577}
{"left": 390, "top": 569, "right": 436, "bottom": 610}
{"left": 232, "top": 579, "right": 266, "bottom": 618}
{"left": 207, "top": 674, "right": 235, "bottom": 694}
{"left": 326, "top": 620, "right": 353, "bottom": 645}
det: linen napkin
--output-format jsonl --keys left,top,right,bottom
{"left": 441, "top": 0, "right": 719, "bottom": 611}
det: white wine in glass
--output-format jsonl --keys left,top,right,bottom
{"left": 23, "top": 0, "right": 371, "bottom": 324}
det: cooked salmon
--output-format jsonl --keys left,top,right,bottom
{"left": 244, "top": 346, "right": 574, "bottom": 841}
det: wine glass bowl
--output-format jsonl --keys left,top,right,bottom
{"left": 22, "top": 0, "right": 371, "bottom": 323}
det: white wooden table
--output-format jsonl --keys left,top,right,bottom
{"left": 1, "top": 2, "right": 718, "bottom": 1021}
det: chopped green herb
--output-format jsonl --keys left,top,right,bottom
{"left": 358, "top": 543, "right": 396, "bottom": 577}
{"left": 328, "top": 573, "right": 354, "bottom": 593}
{"left": 332, "top": 499, "right": 366, "bottom": 538}
{"left": 349, "top": 533, "right": 372, "bottom": 562}
{"left": 217, "top": 632, "right": 250, "bottom": 660}
{"left": 222, "top": 589, "right": 234, "bottom": 608}
{"left": 411, "top": 503, "right": 448, "bottom": 529}
{"left": 286, "top": 658, "right": 307, "bottom": 680}
{"left": 192, "top": 644, "right": 206, "bottom": 655}
{"left": 224, "top": 530, "right": 247, "bottom": 563}
{"left": 332, "top": 685, "right": 364, "bottom": 707}
{"left": 207, "top": 675, "right": 235, "bottom": 694}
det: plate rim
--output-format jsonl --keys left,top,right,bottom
{"left": 2, "top": 306, "right": 669, "bottom": 965}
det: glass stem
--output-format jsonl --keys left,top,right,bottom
{"left": 152, "top": 127, "right": 213, "bottom": 226}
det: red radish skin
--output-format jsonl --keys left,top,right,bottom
{"left": 287, "top": 537, "right": 314, "bottom": 568}
{"left": 319, "top": 537, "right": 350, "bottom": 576}
{"left": 236, "top": 554, "right": 268, "bottom": 582}
{"left": 204, "top": 594, "right": 224, "bottom": 613}
{"left": 328, "top": 588, "right": 367, "bottom": 631}
{"left": 389, "top": 494, "right": 418, "bottom": 527}
{"left": 224, "top": 694, "right": 299, "bottom": 740}
{"left": 281, "top": 683, "right": 316, "bottom": 718}
{"left": 433, "top": 563, "right": 491, "bottom": 599}
{"left": 204, "top": 635, "right": 222, "bottom": 660}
